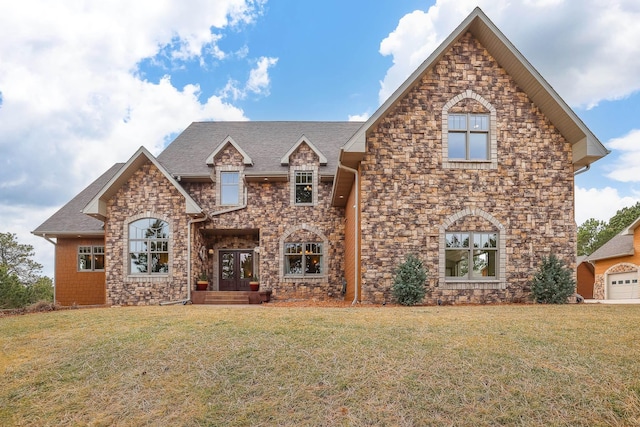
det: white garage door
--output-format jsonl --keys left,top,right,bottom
{"left": 608, "top": 272, "right": 639, "bottom": 299}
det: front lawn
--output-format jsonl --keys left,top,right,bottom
{"left": 1, "top": 304, "right": 639, "bottom": 426}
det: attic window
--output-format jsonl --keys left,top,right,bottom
{"left": 448, "top": 114, "right": 489, "bottom": 160}
{"left": 442, "top": 90, "right": 497, "bottom": 170}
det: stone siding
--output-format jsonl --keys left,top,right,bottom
{"left": 105, "top": 161, "right": 190, "bottom": 305}
{"left": 359, "top": 32, "right": 575, "bottom": 304}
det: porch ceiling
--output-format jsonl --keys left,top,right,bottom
{"left": 201, "top": 228, "right": 259, "bottom": 237}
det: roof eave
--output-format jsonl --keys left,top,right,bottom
{"left": 83, "top": 146, "right": 203, "bottom": 218}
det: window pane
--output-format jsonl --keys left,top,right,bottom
{"left": 446, "top": 233, "right": 469, "bottom": 248}
{"left": 448, "top": 132, "right": 466, "bottom": 159}
{"left": 295, "top": 171, "right": 313, "bottom": 184}
{"left": 285, "top": 243, "right": 302, "bottom": 254}
{"left": 78, "top": 254, "right": 92, "bottom": 270}
{"left": 285, "top": 255, "right": 303, "bottom": 274}
{"left": 305, "top": 255, "right": 322, "bottom": 274}
{"left": 94, "top": 254, "right": 105, "bottom": 270}
{"left": 150, "top": 253, "right": 169, "bottom": 273}
{"left": 472, "top": 249, "right": 496, "bottom": 278}
{"left": 131, "top": 253, "right": 148, "bottom": 273}
{"left": 221, "top": 172, "right": 239, "bottom": 185}
{"left": 295, "top": 183, "right": 313, "bottom": 204}
{"left": 470, "top": 115, "right": 488, "bottom": 131}
{"left": 221, "top": 172, "right": 239, "bottom": 205}
{"left": 240, "top": 252, "right": 253, "bottom": 279}
{"left": 469, "top": 133, "right": 488, "bottom": 160}
{"left": 448, "top": 114, "right": 467, "bottom": 130}
{"left": 445, "top": 249, "right": 469, "bottom": 277}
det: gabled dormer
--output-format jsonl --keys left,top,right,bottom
{"left": 282, "top": 136, "right": 325, "bottom": 207}
{"left": 206, "top": 136, "right": 253, "bottom": 206}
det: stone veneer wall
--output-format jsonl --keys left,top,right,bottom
{"left": 359, "top": 32, "right": 576, "bottom": 304}
{"left": 105, "top": 161, "right": 190, "bottom": 305}
{"left": 186, "top": 141, "right": 346, "bottom": 301}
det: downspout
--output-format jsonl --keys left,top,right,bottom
{"left": 187, "top": 215, "right": 208, "bottom": 303}
{"left": 337, "top": 163, "right": 360, "bottom": 305}
{"left": 574, "top": 164, "right": 590, "bottom": 176}
{"left": 42, "top": 234, "right": 57, "bottom": 304}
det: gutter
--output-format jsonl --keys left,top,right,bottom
{"left": 187, "top": 215, "right": 208, "bottom": 303}
{"left": 337, "top": 163, "right": 360, "bottom": 305}
{"left": 574, "top": 164, "right": 590, "bottom": 176}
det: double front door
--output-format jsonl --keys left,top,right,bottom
{"left": 219, "top": 250, "right": 254, "bottom": 291}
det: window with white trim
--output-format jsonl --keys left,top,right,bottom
{"left": 294, "top": 171, "right": 314, "bottom": 205}
{"left": 284, "top": 242, "right": 323, "bottom": 276}
{"left": 445, "top": 232, "right": 498, "bottom": 279}
{"left": 78, "top": 246, "right": 104, "bottom": 271}
{"left": 220, "top": 171, "right": 240, "bottom": 205}
{"left": 447, "top": 113, "right": 489, "bottom": 160}
{"left": 128, "top": 218, "right": 169, "bottom": 274}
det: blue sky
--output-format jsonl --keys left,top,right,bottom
{"left": 1, "top": 0, "right": 639, "bottom": 277}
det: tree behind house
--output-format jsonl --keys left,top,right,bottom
{"left": 577, "top": 202, "right": 640, "bottom": 256}
{"left": 0, "top": 232, "right": 53, "bottom": 308}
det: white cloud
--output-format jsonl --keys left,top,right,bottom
{"left": 348, "top": 113, "right": 370, "bottom": 122}
{"left": 378, "top": 0, "right": 640, "bottom": 109}
{"left": 604, "top": 129, "right": 640, "bottom": 182}
{"left": 247, "top": 57, "right": 279, "bottom": 96}
{"left": 575, "top": 186, "right": 640, "bottom": 225}
{"left": 0, "top": 0, "right": 266, "bottom": 272}
{"left": 222, "top": 56, "right": 279, "bottom": 100}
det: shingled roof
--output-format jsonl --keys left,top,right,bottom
{"left": 587, "top": 215, "right": 640, "bottom": 262}
{"left": 32, "top": 163, "right": 123, "bottom": 237}
{"left": 156, "top": 121, "right": 363, "bottom": 179}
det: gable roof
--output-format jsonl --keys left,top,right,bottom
{"left": 83, "top": 146, "right": 203, "bottom": 220}
{"left": 333, "top": 7, "right": 608, "bottom": 207}
{"left": 32, "top": 163, "right": 124, "bottom": 238}
{"left": 588, "top": 215, "right": 640, "bottom": 262}
{"left": 206, "top": 136, "right": 254, "bottom": 166}
{"left": 280, "top": 135, "right": 328, "bottom": 165}
{"left": 157, "top": 121, "right": 363, "bottom": 180}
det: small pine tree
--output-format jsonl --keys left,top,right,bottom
{"left": 530, "top": 254, "right": 575, "bottom": 304}
{"left": 392, "top": 254, "right": 428, "bottom": 306}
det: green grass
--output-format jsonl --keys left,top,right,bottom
{"left": 1, "top": 304, "right": 640, "bottom": 426}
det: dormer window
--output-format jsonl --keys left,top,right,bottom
{"left": 295, "top": 171, "right": 314, "bottom": 205}
{"left": 220, "top": 171, "right": 240, "bottom": 205}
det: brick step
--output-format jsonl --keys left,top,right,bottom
{"left": 192, "top": 291, "right": 261, "bottom": 305}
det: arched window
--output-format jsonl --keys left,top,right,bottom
{"left": 128, "top": 218, "right": 169, "bottom": 274}
{"left": 280, "top": 224, "right": 328, "bottom": 280}
{"left": 442, "top": 90, "right": 497, "bottom": 170}
{"left": 439, "top": 208, "right": 506, "bottom": 290}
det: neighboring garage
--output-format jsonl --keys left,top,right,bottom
{"left": 586, "top": 216, "right": 640, "bottom": 301}
{"left": 608, "top": 272, "right": 639, "bottom": 300}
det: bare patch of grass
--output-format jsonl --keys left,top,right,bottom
{"left": 1, "top": 305, "right": 640, "bottom": 425}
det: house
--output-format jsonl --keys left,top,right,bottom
{"left": 33, "top": 8, "right": 608, "bottom": 306}
{"left": 586, "top": 217, "right": 640, "bottom": 300}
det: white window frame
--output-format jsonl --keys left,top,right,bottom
{"left": 78, "top": 245, "right": 105, "bottom": 272}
